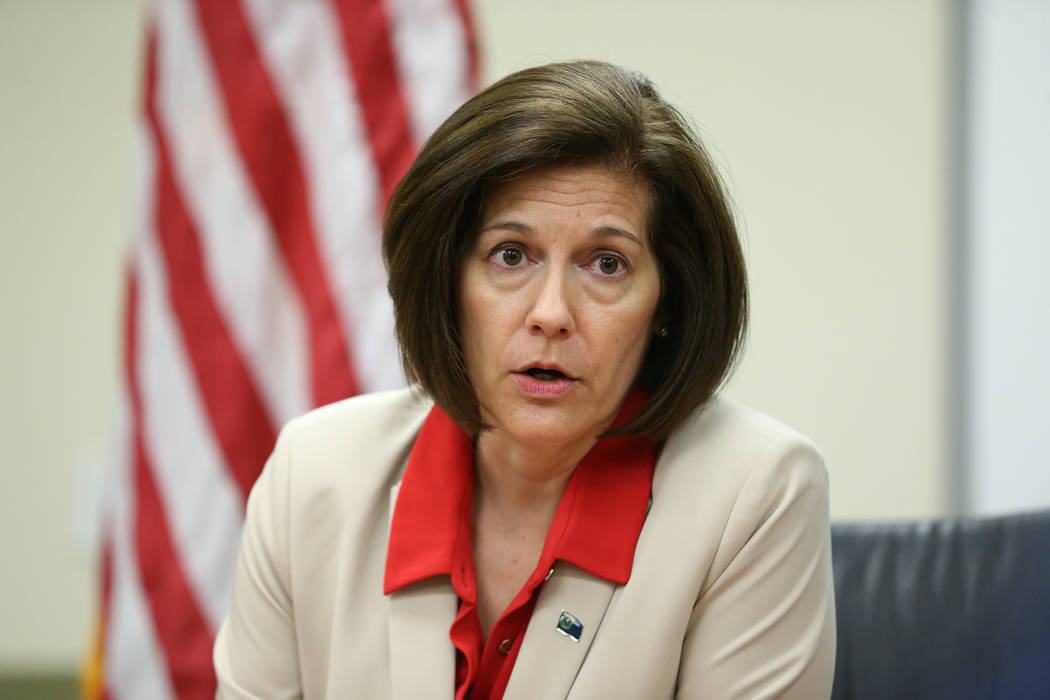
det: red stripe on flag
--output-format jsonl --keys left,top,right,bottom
{"left": 144, "top": 33, "right": 276, "bottom": 500}
{"left": 97, "top": 534, "right": 115, "bottom": 700}
{"left": 451, "top": 0, "right": 481, "bottom": 92}
{"left": 189, "top": 0, "right": 361, "bottom": 407}
{"left": 329, "top": 0, "right": 417, "bottom": 207}
{"left": 125, "top": 272, "right": 217, "bottom": 700}
{"left": 102, "top": 538, "right": 113, "bottom": 650}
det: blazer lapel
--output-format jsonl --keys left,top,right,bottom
{"left": 387, "top": 579, "right": 458, "bottom": 700}
{"left": 386, "top": 483, "right": 458, "bottom": 700}
{"left": 503, "top": 563, "right": 618, "bottom": 700}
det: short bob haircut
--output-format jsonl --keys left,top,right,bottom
{"left": 383, "top": 60, "right": 747, "bottom": 441}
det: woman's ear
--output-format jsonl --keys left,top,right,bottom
{"left": 651, "top": 307, "right": 671, "bottom": 338}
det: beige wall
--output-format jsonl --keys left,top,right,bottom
{"left": 1, "top": 0, "right": 148, "bottom": 670}
{"left": 0, "top": 0, "right": 951, "bottom": 671}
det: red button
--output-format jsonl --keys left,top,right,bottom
{"left": 497, "top": 638, "right": 513, "bottom": 655}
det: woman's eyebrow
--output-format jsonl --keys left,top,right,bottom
{"left": 480, "top": 221, "right": 642, "bottom": 247}
{"left": 479, "top": 221, "right": 533, "bottom": 236}
{"left": 590, "top": 226, "right": 643, "bottom": 247}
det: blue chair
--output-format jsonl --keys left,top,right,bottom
{"left": 830, "top": 509, "right": 1050, "bottom": 699}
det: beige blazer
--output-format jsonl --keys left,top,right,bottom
{"left": 214, "top": 388, "right": 835, "bottom": 699}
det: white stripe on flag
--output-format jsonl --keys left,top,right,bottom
{"left": 241, "top": 0, "right": 404, "bottom": 394}
{"left": 155, "top": 0, "right": 311, "bottom": 426}
{"left": 387, "top": 0, "right": 473, "bottom": 145}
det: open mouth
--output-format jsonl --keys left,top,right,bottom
{"left": 523, "top": 367, "right": 570, "bottom": 382}
{"left": 514, "top": 365, "right": 577, "bottom": 396}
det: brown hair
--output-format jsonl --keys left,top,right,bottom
{"left": 383, "top": 60, "right": 747, "bottom": 440}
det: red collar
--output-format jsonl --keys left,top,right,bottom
{"left": 384, "top": 393, "right": 656, "bottom": 594}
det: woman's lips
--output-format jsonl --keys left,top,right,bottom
{"left": 512, "top": 371, "right": 578, "bottom": 396}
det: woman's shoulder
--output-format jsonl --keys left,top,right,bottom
{"left": 264, "top": 387, "right": 433, "bottom": 500}
{"left": 279, "top": 387, "right": 432, "bottom": 446}
{"left": 662, "top": 394, "right": 823, "bottom": 471}
{"left": 654, "top": 395, "right": 828, "bottom": 522}
{"left": 641, "top": 397, "right": 835, "bottom": 697}
{"left": 644, "top": 395, "right": 832, "bottom": 618}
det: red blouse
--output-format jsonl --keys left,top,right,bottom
{"left": 384, "top": 394, "right": 656, "bottom": 699}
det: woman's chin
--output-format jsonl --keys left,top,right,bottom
{"left": 482, "top": 404, "right": 610, "bottom": 452}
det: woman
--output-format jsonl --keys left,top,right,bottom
{"left": 214, "top": 61, "right": 835, "bottom": 699}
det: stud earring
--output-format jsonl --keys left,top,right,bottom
{"left": 656, "top": 326, "right": 671, "bottom": 339}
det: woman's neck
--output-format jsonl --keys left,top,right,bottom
{"left": 472, "top": 431, "right": 596, "bottom": 517}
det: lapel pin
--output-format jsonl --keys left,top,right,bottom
{"left": 556, "top": 610, "right": 583, "bottom": 643}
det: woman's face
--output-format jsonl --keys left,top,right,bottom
{"left": 458, "top": 164, "right": 662, "bottom": 449}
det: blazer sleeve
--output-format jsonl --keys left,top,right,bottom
{"left": 676, "top": 435, "right": 836, "bottom": 699}
{"left": 214, "top": 426, "right": 304, "bottom": 700}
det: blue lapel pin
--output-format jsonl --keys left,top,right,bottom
{"left": 556, "top": 610, "right": 583, "bottom": 643}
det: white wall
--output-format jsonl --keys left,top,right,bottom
{"left": 1, "top": 0, "right": 952, "bottom": 672}
{"left": 965, "top": 0, "right": 1050, "bottom": 514}
{"left": 475, "top": 0, "right": 953, "bottom": 520}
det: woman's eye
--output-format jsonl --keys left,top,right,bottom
{"left": 595, "top": 256, "right": 623, "bottom": 276}
{"left": 492, "top": 246, "right": 525, "bottom": 267}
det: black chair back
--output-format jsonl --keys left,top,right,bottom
{"left": 831, "top": 509, "right": 1050, "bottom": 700}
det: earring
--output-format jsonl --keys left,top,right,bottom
{"left": 656, "top": 326, "right": 671, "bottom": 339}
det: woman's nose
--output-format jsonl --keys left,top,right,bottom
{"left": 525, "top": 267, "right": 576, "bottom": 337}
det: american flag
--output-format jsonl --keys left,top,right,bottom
{"left": 90, "top": 1, "right": 477, "bottom": 697}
